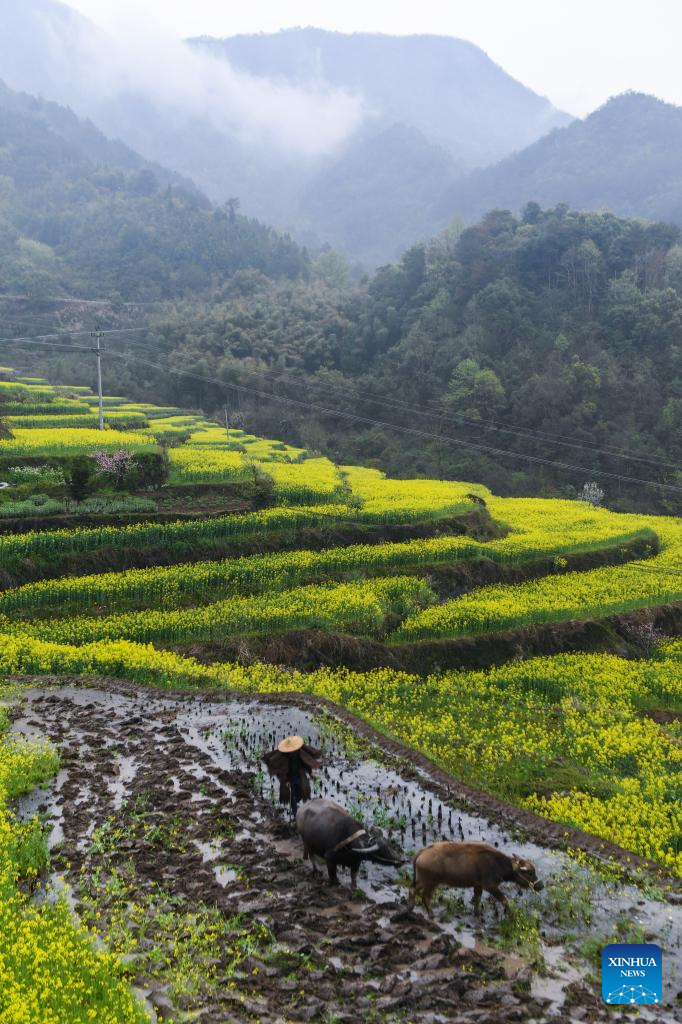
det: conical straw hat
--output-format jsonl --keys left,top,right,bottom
{"left": 278, "top": 735, "right": 304, "bottom": 753}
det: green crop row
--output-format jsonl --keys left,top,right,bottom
{"left": 0, "top": 526, "right": 654, "bottom": 618}
{"left": 0, "top": 402, "right": 91, "bottom": 415}
{"left": 392, "top": 518, "right": 682, "bottom": 642}
{"left": 5, "top": 412, "right": 148, "bottom": 429}
{"left": 0, "top": 504, "right": 351, "bottom": 570}
{"left": 5, "top": 576, "right": 433, "bottom": 647}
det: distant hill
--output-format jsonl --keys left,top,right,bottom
{"left": 0, "top": 80, "right": 309, "bottom": 300}
{"left": 0, "top": 80, "right": 202, "bottom": 198}
{"left": 0, "top": 3, "right": 572, "bottom": 266}
{"left": 299, "top": 123, "right": 461, "bottom": 266}
{"left": 192, "top": 28, "right": 572, "bottom": 264}
{"left": 438, "top": 93, "right": 682, "bottom": 226}
{"left": 194, "top": 27, "right": 571, "bottom": 169}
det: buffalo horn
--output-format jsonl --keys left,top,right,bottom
{"left": 351, "top": 842, "right": 380, "bottom": 854}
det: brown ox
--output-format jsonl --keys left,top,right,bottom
{"left": 409, "top": 841, "right": 543, "bottom": 916}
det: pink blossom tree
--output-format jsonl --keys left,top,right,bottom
{"left": 89, "top": 448, "right": 134, "bottom": 489}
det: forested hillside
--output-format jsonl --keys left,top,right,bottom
{"left": 440, "top": 92, "right": 682, "bottom": 226}
{"left": 297, "top": 123, "right": 461, "bottom": 268}
{"left": 2, "top": 76, "right": 682, "bottom": 514}
{"left": 139, "top": 206, "right": 682, "bottom": 512}
{"left": 0, "top": 81, "right": 309, "bottom": 300}
{"left": 13, "top": 203, "right": 682, "bottom": 514}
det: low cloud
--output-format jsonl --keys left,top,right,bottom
{"left": 2, "top": 0, "right": 366, "bottom": 159}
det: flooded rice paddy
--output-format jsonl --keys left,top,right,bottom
{"left": 10, "top": 683, "right": 682, "bottom": 1023}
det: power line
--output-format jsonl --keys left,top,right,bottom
{"left": 0, "top": 289, "right": 676, "bottom": 463}
{"left": 0, "top": 327, "right": 149, "bottom": 345}
{"left": 7, "top": 330, "right": 676, "bottom": 494}
{"left": 102, "top": 348, "right": 682, "bottom": 497}
{"left": 206, "top": 363, "right": 682, "bottom": 472}
{"left": 3, "top": 320, "right": 680, "bottom": 471}
{"left": 5, "top": 334, "right": 682, "bottom": 581}
{"left": 1, "top": 340, "right": 96, "bottom": 354}
{"left": 3, "top": 325, "right": 681, "bottom": 476}
{"left": 0, "top": 316, "right": 70, "bottom": 330}
{"left": 129, "top": 329, "right": 664, "bottom": 462}
{"left": 86, "top": 331, "right": 682, "bottom": 473}
{"left": 0, "top": 292, "right": 175, "bottom": 307}
{"left": 92, "top": 323, "right": 676, "bottom": 469}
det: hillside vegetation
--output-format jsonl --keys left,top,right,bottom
{"left": 1, "top": 365, "right": 681, "bottom": 1020}
{"left": 0, "top": 80, "right": 308, "bottom": 300}
{"left": 0, "top": 6, "right": 571, "bottom": 265}
{"left": 37, "top": 204, "right": 678, "bottom": 513}
{"left": 3, "top": 15, "right": 682, "bottom": 1021}
{"left": 3, "top": 85, "right": 682, "bottom": 511}
{"left": 440, "top": 92, "right": 682, "bottom": 227}
{"left": 0, "top": 366, "right": 680, "bottom": 871}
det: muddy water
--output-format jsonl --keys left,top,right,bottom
{"left": 11, "top": 685, "right": 682, "bottom": 1023}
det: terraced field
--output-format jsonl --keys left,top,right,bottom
{"left": 1, "top": 369, "right": 681, "bottom": 1022}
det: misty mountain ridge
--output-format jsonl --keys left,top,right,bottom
{"left": 0, "top": 78, "right": 308, "bottom": 301}
{"left": 297, "top": 122, "right": 461, "bottom": 266}
{"left": 0, "top": 2, "right": 572, "bottom": 265}
{"left": 193, "top": 27, "right": 570, "bottom": 169}
{"left": 4, "top": 56, "right": 682, "bottom": 513}
{"left": 440, "top": 91, "right": 682, "bottom": 226}
{"left": 4, "top": 5, "right": 682, "bottom": 267}
{"left": 0, "top": 79, "right": 204, "bottom": 200}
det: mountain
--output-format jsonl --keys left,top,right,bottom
{"left": 0, "top": 0, "right": 97, "bottom": 101}
{"left": 0, "top": 80, "right": 309, "bottom": 301}
{"left": 194, "top": 28, "right": 571, "bottom": 169}
{"left": 438, "top": 93, "right": 682, "bottom": 226}
{"left": 298, "top": 123, "right": 461, "bottom": 266}
{"left": 0, "top": 3, "right": 572, "bottom": 265}
{"left": 0, "top": 80, "right": 202, "bottom": 197}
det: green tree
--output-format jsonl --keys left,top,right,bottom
{"left": 67, "top": 458, "right": 94, "bottom": 503}
{"left": 442, "top": 358, "right": 505, "bottom": 422}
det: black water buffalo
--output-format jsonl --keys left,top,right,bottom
{"left": 296, "top": 798, "right": 402, "bottom": 886}
{"left": 409, "top": 841, "right": 543, "bottom": 916}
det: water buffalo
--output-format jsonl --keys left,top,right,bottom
{"left": 409, "top": 841, "right": 543, "bottom": 916}
{"left": 296, "top": 798, "right": 402, "bottom": 887}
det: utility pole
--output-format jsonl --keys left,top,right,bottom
{"left": 91, "top": 330, "right": 104, "bottom": 430}
{"left": 224, "top": 405, "right": 229, "bottom": 443}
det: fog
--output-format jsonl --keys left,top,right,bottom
{"left": 68, "top": 0, "right": 682, "bottom": 119}
{"left": 0, "top": 0, "right": 366, "bottom": 160}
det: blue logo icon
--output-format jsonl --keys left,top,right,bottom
{"left": 602, "top": 943, "right": 662, "bottom": 1005}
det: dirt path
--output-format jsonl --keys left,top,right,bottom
{"left": 11, "top": 683, "right": 682, "bottom": 1023}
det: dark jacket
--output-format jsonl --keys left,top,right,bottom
{"left": 263, "top": 745, "right": 322, "bottom": 805}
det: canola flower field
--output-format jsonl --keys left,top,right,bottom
{"left": 0, "top": 684, "right": 147, "bottom": 1023}
{"left": 392, "top": 515, "right": 682, "bottom": 641}
{"left": 2, "top": 369, "right": 682, "bottom": 1019}
{"left": 0, "top": 427, "right": 159, "bottom": 458}
{"left": 3, "top": 576, "right": 434, "bottom": 646}
{"left": 0, "top": 522, "right": 653, "bottom": 617}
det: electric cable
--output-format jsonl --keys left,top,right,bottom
{"left": 99, "top": 347, "right": 682, "bottom": 496}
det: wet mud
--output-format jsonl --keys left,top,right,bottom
{"left": 11, "top": 684, "right": 682, "bottom": 1023}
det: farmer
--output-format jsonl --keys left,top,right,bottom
{"left": 263, "top": 735, "right": 322, "bottom": 816}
